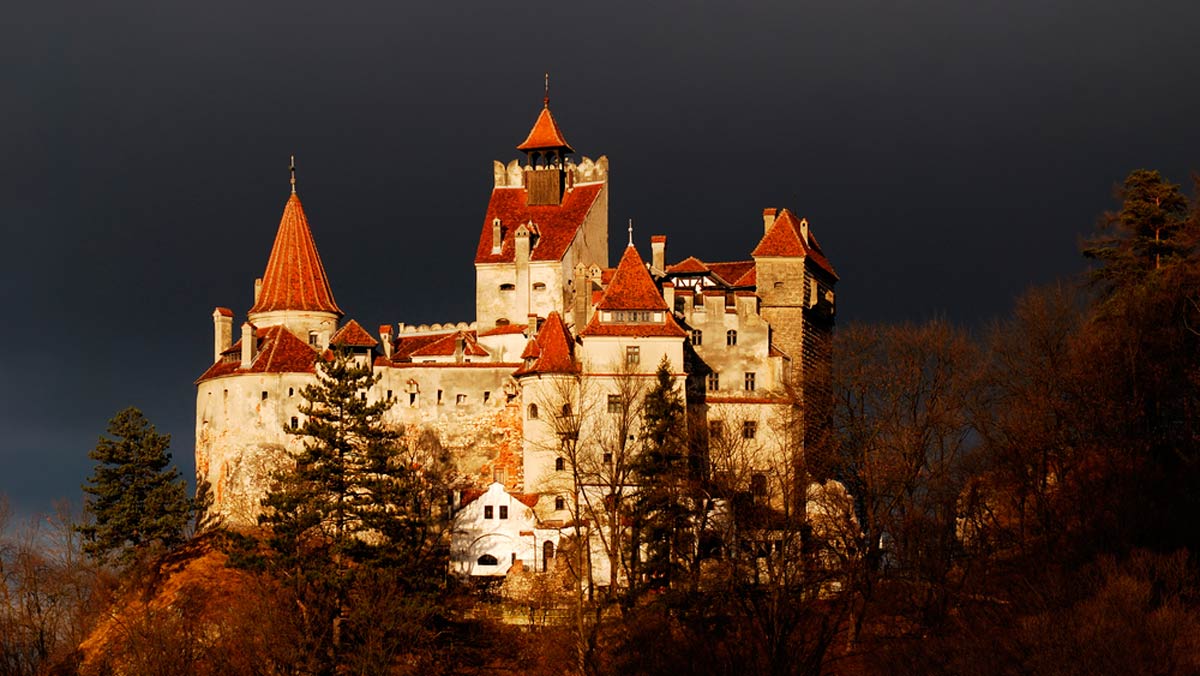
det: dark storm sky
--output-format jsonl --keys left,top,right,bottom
{"left": 2, "top": 0, "right": 1197, "bottom": 517}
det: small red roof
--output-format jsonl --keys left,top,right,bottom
{"left": 214, "top": 307, "right": 233, "bottom": 317}
{"left": 196, "top": 325, "right": 318, "bottom": 382}
{"left": 751, "top": 209, "right": 838, "bottom": 278}
{"left": 329, "top": 319, "right": 378, "bottom": 348}
{"left": 516, "top": 104, "right": 574, "bottom": 152}
{"left": 667, "top": 256, "right": 710, "bottom": 274}
{"left": 407, "top": 331, "right": 490, "bottom": 359}
{"left": 706, "top": 260, "right": 755, "bottom": 286}
{"left": 478, "top": 323, "right": 529, "bottom": 337}
{"left": 474, "top": 183, "right": 605, "bottom": 265}
{"left": 515, "top": 312, "right": 578, "bottom": 375}
{"left": 249, "top": 193, "right": 343, "bottom": 316}
{"left": 596, "top": 246, "right": 668, "bottom": 311}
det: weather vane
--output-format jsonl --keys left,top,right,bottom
{"left": 544, "top": 72, "right": 550, "bottom": 107}
{"left": 627, "top": 218, "right": 634, "bottom": 247}
{"left": 289, "top": 155, "right": 297, "bottom": 194}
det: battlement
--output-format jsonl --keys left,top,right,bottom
{"left": 394, "top": 321, "right": 478, "bottom": 336}
{"left": 492, "top": 155, "right": 609, "bottom": 188}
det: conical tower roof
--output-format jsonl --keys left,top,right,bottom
{"left": 597, "top": 245, "right": 669, "bottom": 311}
{"left": 249, "top": 193, "right": 343, "bottom": 315}
{"left": 517, "top": 102, "right": 574, "bottom": 153}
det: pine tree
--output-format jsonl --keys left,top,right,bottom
{"left": 79, "top": 407, "right": 193, "bottom": 566}
{"left": 631, "top": 356, "right": 693, "bottom": 596}
{"left": 1083, "top": 169, "right": 1191, "bottom": 293}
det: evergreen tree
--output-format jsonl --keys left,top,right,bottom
{"left": 1083, "top": 168, "right": 1191, "bottom": 292}
{"left": 631, "top": 356, "right": 693, "bottom": 596}
{"left": 79, "top": 407, "right": 193, "bottom": 566}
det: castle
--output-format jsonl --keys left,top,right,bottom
{"left": 195, "top": 92, "right": 838, "bottom": 579}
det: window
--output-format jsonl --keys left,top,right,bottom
{"left": 288, "top": 387, "right": 294, "bottom": 397}
{"left": 607, "top": 394, "right": 622, "bottom": 413}
{"left": 261, "top": 391, "right": 268, "bottom": 401}
{"left": 437, "top": 389, "right": 443, "bottom": 405}
{"left": 555, "top": 457, "right": 565, "bottom": 471}
{"left": 742, "top": 420, "right": 758, "bottom": 439}
{"left": 625, "top": 345, "right": 640, "bottom": 367}
{"left": 691, "top": 330, "right": 702, "bottom": 345}
{"left": 499, "top": 505, "right": 508, "bottom": 519}
{"left": 456, "top": 393, "right": 467, "bottom": 406}
{"left": 290, "top": 416, "right": 299, "bottom": 430}
{"left": 603, "top": 452, "right": 613, "bottom": 464}
{"left": 750, "top": 473, "right": 767, "bottom": 498}
{"left": 483, "top": 391, "right": 490, "bottom": 403}
{"left": 555, "top": 496, "right": 565, "bottom": 511}
{"left": 774, "top": 281, "right": 784, "bottom": 289}
{"left": 543, "top": 541, "right": 556, "bottom": 571}
{"left": 528, "top": 403, "right": 539, "bottom": 419}
{"left": 709, "top": 420, "right": 724, "bottom": 440}
{"left": 744, "top": 372, "right": 756, "bottom": 391}
{"left": 386, "top": 389, "right": 393, "bottom": 400}
{"left": 495, "top": 318, "right": 510, "bottom": 326}
{"left": 561, "top": 403, "right": 572, "bottom": 417}
{"left": 308, "top": 331, "right": 318, "bottom": 346}
{"left": 409, "top": 392, "right": 417, "bottom": 406}
{"left": 533, "top": 282, "right": 546, "bottom": 291}
{"left": 726, "top": 330, "right": 738, "bottom": 346}
{"left": 499, "top": 283, "right": 515, "bottom": 291}
{"left": 484, "top": 506, "right": 494, "bottom": 519}
{"left": 477, "top": 554, "right": 498, "bottom": 566}
{"left": 706, "top": 372, "right": 719, "bottom": 391}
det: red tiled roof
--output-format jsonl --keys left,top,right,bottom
{"left": 516, "top": 104, "right": 574, "bottom": 152}
{"left": 706, "top": 260, "right": 755, "bottom": 286}
{"left": 389, "top": 332, "right": 452, "bottom": 362}
{"left": 600, "top": 268, "right": 616, "bottom": 284}
{"left": 516, "top": 312, "right": 578, "bottom": 375}
{"left": 596, "top": 246, "right": 668, "bottom": 311}
{"left": 329, "top": 319, "right": 378, "bottom": 348}
{"left": 214, "top": 307, "right": 233, "bottom": 317}
{"left": 196, "top": 325, "right": 318, "bottom": 382}
{"left": 474, "top": 183, "right": 605, "bottom": 265}
{"left": 579, "top": 312, "right": 688, "bottom": 338}
{"left": 650, "top": 235, "right": 667, "bottom": 244}
{"left": 667, "top": 256, "right": 709, "bottom": 274}
{"left": 249, "top": 193, "right": 342, "bottom": 316}
{"left": 751, "top": 209, "right": 838, "bottom": 278}
{"left": 478, "top": 323, "right": 528, "bottom": 337}
{"left": 407, "top": 331, "right": 490, "bottom": 359}
{"left": 734, "top": 266, "right": 756, "bottom": 287}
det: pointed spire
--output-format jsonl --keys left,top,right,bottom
{"left": 596, "top": 246, "right": 668, "bottom": 311}
{"left": 627, "top": 218, "right": 634, "bottom": 247}
{"left": 544, "top": 71, "right": 550, "bottom": 107}
{"left": 248, "top": 191, "right": 343, "bottom": 316}
{"left": 517, "top": 77, "right": 574, "bottom": 153}
{"left": 289, "top": 155, "right": 296, "bottom": 194}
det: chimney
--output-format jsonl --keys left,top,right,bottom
{"left": 573, "top": 263, "right": 589, "bottom": 329}
{"left": 763, "top": 208, "right": 778, "bottom": 234}
{"left": 240, "top": 322, "right": 256, "bottom": 369}
{"left": 253, "top": 278, "right": 263, "bottom": 304}
{"left": 662, "top": 282, "right": 675, "bottom": 312}
{"left": 651, "top": 235, "right": 666, "bottom": 273}
{"left": 491, "top": 218, "right": 502, "bottom": 254}
{"left": 454, "top": 333, "right": 465, "bottom": 363}
{"left": 212, "top": 307, "right": 233, "bottom": 362}
{"left": 515, "top": 224, "right": 531, "bottom": 264}
{"left": 379, "top": 324, "right": 393, "bottom": 360}
{"left": 799, "top": 217, "right": 810, "bottom": 245}
{"left": 527, "top": 313, "right": 540, "bottom": 337}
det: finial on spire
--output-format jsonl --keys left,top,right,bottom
{"left": 627, "top": 218, "right": 634, "bottom": 247}
{"left": 544, "top": 72, "right": 550, "bottom": 107}
{"left": 289, "top": 155, "right": 296, "bottom": 194}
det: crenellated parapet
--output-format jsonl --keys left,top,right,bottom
{"left": 492, "top": 155, "right": 609, "bottom": 188}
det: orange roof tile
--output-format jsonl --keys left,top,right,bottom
{"left": 214, "top": 307, "right": 233, "bottom": 317}
{"left": 522, "top": 312, "right": 578, "bottom": 374}
{"left": 578, "top": 312, "right": 688, "bottom": 338}
{"left": 407, "top": 331, "right": 490, "bottom": 359}
{"left": 196, "top": 326, "right": 318, "bottom": 382}
{"left": 520, "top": 339, "right": 541, "bottom": 360}
{"left": 478, "top": 323, "right": 529, "bottom": 337}
{"left": 596, "top": 246, "right": 668, "bottom": 311}
{"left": 751, "top": 209, "right": 838, "bottom": 278}
{"left": 474, "top": 183, "right": 605, "bottom": 265}
{"left": 667, "top": 256, "right": 710, "bottom": 274}
{"left": 249, "top": 193, "right": 343, "bottom": 316}
{"left": 733, "top": 266, "right": 756, "bottom": 287}
{"left": 706, "top": 260, "right": 755, "bottom": 286}
{"left": 516, "top": 104, "right": 574, "bottom": 152}
{"left": 329, "top": 319, "right": 378, "bottom": 348}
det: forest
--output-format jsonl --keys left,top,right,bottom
{"left": 3, "top": 169, "right": 1200, "bottom": 675}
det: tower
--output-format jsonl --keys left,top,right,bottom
{"left": 474, "top": 91, "right": 609, "bottom": 331}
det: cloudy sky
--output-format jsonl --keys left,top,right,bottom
{"left": 2, "top": 0, "right": 1197, "bottom": 517}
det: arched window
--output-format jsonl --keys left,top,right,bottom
{"left": 477, "top": 554, "right": 498, "bottom": 566}
{"left": 726, "top": 329, "right": 738, "bottom": 346}
{"left": 500, "top": 283, "right": 516, "bottom": 291}
{"left": 555, "top": 496, "right": 566, "bottom": 510}
{"left": 528, "top": 403, "right": 538, "bottom": 419}
{"left": 533, "top": 282, "right": 547, "bottom": 291}
{"left": 561, "top": 403, "right": 572, "bottom": 417}
{"left": 543, "top": 541, "right": 556, "bottom": 571}
{"left": 555, "top": 457, "right": 565, "bottom": 471}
